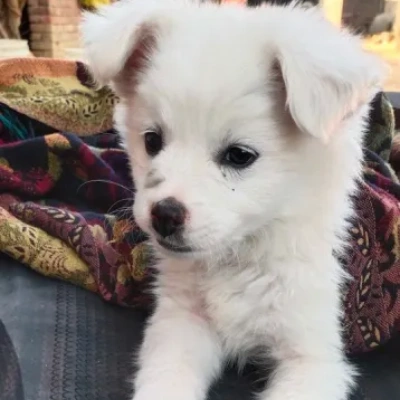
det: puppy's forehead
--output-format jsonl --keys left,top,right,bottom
{"left": 136, "top": 18, "right": 273, "bottom": 141}
{"left": 151, "top": 17, "right": 268, "bottom": 95}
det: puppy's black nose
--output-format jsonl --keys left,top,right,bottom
{"left": 151, "top": 197, "right": 186, "bottom": 238}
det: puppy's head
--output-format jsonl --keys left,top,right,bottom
{"left": 82, "top": 1, "right": 385, "bottom": 259}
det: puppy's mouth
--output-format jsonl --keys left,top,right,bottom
{"left": 155, "top": 237, "right": 194, "bottom": 254}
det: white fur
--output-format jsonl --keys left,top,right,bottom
{"left": 82, "top": 2, "right": 386, "bottom": 400}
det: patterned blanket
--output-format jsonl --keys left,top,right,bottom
{"left": 0, "top": 58, "right": 399, "bottom": 355}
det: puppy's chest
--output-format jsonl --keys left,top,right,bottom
{"left": 199, "top": 270, "right": 282, "bottom": 351}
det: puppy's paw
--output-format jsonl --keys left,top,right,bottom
{"left": 132, "top": 392, "right": 162, "bottom": 400}
{"left": 132, "top": 387, "right": 198, "bottom": 400}
{"left": 133, "top": 394, "right": 194, "bottom": 400}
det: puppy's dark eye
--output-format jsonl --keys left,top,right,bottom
{"left": 221, "top": 145, "right": 258, "bottom": 169}
{"left": 144, "top": 128, "right": 163, "bottom": 156}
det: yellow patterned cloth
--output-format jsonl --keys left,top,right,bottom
{"left": 0, "top": 58, "right": 152, "bottom": 307}
{"left": 0, "top": 201, "right": 97, "bottom": 291}
{"left": 0, "top": 58, "right": 116, "bottom": 136}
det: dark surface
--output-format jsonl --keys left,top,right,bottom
{"left": 0, "top": 256, "right": 254, "bottom": 400}
{"left": 0, "top": 320, "right": 24, "bottom": 400}
{"left": 0, "top": 255, "right": 399, "bottom": 400}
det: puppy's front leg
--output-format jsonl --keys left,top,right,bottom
{"left": 260, "top": 354, "right": 354, "bottom": 400}
{"left": 133, "top": 296, "right": 222, "bottom": 400}
{"left": 259, "top": 288, "right": 355, "bottom": 400}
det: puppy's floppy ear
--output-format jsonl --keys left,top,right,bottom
{"left": 81, "top": 0, "right": 181, "bottom": 90}
{"left": 272, "top": 8, "right": 386, "bottom": 142}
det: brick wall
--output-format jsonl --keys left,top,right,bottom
{"left": 28, "top": 0, "right": 81, "bottom": 58}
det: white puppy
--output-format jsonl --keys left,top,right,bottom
{"left": 82, "top": 1, "right": 385, "bottom": 400}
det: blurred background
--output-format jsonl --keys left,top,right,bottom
{"left": 0, "top": 0, "right": 399, "bottom": 90}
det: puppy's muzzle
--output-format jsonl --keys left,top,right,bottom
{"left": 151, "top": 197, "right": 187, "bottom": 238}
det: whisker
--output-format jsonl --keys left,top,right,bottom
{"left": 106, "top": 198, "right": 134, "bottom": 214}
{"left": 77, "top": 179, "right": 133, "bottom": 194}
